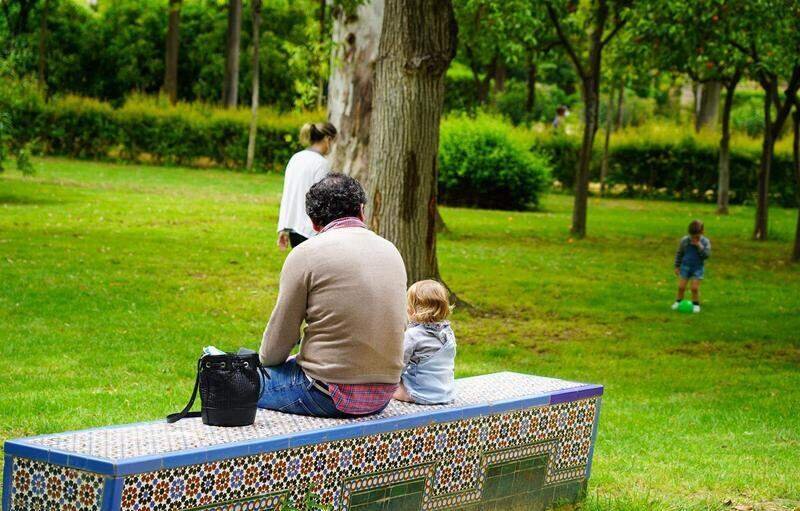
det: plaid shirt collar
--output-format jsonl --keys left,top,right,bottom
{"left": 320, "top": 217, "right": 367, "bottom": 233}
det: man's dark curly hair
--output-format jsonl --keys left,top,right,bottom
{"left": 305, "top": 173, "right": 367, "bottom": 227}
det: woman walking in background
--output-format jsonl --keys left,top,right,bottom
{"left": 276, "top": 122, "right": 337, "bottom": 249}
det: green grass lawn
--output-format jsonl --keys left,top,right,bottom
{"left": 1, "top": 158, "right": 799, "bottom": 510}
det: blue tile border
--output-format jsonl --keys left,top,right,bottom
{"left": 4, "top": 375, "right": 604, "bottom": 478}
{"left": 3, "top": 455, "right": 12, "bottom": 511}
{"left": 585, "top": 397, "right": 602, "bottom": 479}
{"left": 101, "top": 476, "right": 124, "bottom": 511}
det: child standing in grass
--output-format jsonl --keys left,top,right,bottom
{"left": 393, "top": 280, "right": 456, "bottom": 405}
{"left": 672, "top": 219, "right": 711, "bottom": 313}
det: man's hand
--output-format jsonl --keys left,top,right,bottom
{"left": 277, "top": 231, "right": 289, "bottom": 251}
{"left": 674, "top": 267, "right": 680, "bottom": 276}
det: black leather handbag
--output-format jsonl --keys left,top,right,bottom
{"left": 167, "top": 348, "right": 266, "bottom": 427}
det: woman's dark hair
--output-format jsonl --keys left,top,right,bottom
{"left": 688, "top": 219, "right": 704, "bottom": 235}
{"left": 299, "top": 122, "right": 337, "bottom": 146}
{"left": 305, "top": 173, "right": 367, "bottom": 227}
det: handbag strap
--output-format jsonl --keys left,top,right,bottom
{"left": 167, "top": 358, "right": 203, "bottom": 424}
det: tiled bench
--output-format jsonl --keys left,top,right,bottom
{"left": 3, "top": 372, "right": 602, "bottom": 511}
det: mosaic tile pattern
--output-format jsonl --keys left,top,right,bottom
{"left": 25, "top": 372, "right": 583, "bottom": 460}
{"left": 8, "top": 457, "right": 104, "bottom": 511}
{"left": 116, "top": 397, "right": 598, "bottom": 511}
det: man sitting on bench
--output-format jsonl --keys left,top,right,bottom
{"left": 258, "top": 173, "right": 408, "bottom": 418}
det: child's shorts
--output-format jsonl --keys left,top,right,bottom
{"left": 679, "top": 265, "right": 704, "bottom": 280}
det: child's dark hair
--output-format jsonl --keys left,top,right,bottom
{"left": 299, "top": 122, "right": 337, "bottom": 146}
{"left": 688, "top": 220, "right": 704, "bottom": 235}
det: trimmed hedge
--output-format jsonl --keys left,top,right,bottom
{"left": 1, "top": 81, "right": 320, "bottom": 171}
{"left": 532, "top": 126, "right": 797, "bottom": 207}
{"left": 439, "top": 116, "right": 551, "bottom": 210}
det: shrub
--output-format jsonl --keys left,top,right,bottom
{"left": 0, "top": 80, "right": 322, "bottom": 171}
{"left": 439, "top": 115, "right": 551, "bottom": 210}
{"left": 529, "top": 121, "right": 798, "bottom": 207}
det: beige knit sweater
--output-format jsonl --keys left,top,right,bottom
{"left": 259, "top": 227, "right": 407, "bottom": 384}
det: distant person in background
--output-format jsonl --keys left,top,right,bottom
{"left": 551, "top": 105, "right": 568, "bottom": 131}
{"left": 276, "top": 122, "right": 337, "bottom": 249}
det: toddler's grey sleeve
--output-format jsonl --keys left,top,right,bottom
{"left": 402, "top": 329, "right": 417, "bottom": 366}
{"left": 699, "top": 238, "right": 711, "bottom": 259}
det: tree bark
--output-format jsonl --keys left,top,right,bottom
{"left": 327, "top": 0, "right": 384, "bottom": 187}
{"left": 163, "top": 0, "right": 181, "bottom": 105}
{"left": 316, "top": 0, "right": 326, "bottom": 109}
{"left": 792, "top": 107, "right": 800, "bottom": 261}
{"left": 695, "top": 81, "right": 721, "bottom": 132}
{"left": 222, "top": 0, "right": 243, "bottom": 108}
{"left": 366, "top": 0, "right": 456, "bottom": 285}
{"left": 526, "top": 55, "right": 536, "bottom": 113}
{"left": 573, "top": 75, "right": 600, "bottom": 236}
{"left": 37, "top": 0, "right": 50, "bottom": 93}
{"left": 614, "top": 83, "right": 624, "bottom": 129}
{"left": 754, "top": 85, "right": 774, "bottom": 240}
{"left": 600, "top": 87, "right": 614, "bottom": 196}
{"left": 716, "top": 75, "right": 739, "bottom": 215}
{"left": 494, "top": 58, "right": 506, "bottom": 94}
{"left": 246, "top": 0, "right": 262, "bottom": 171}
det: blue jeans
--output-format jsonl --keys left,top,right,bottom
{"left": 679, "top": 264, "right": 704, "bottom": 280}
{"left": 258, "top": 358, "right": 348, "bottom": 418}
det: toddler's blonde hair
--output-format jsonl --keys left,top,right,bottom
{"left": 407, "top": 280, "right": 452, "bottom": 323}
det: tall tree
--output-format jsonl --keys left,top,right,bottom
{"left": 222, "top": 0, "right": 243, "bottom": 108}
{"left": 163, "top": 0, "right": 181, "bottom": 105}
{"left": 792, "top": 105, "right": 800, "bottom": 261}
{"left": 726, "top": 0, "right": 800, "bottom": 240}
{"left": 634, "top": 0, "right": 747, "bottom": 215}
{"left": 545, "top": 0, "right": 631, "bottom": 237}
{"left": 327, "top": 0, "right": 384, "bottom": 186}
{"left": 246, "top": 0, "right": 262, "bottom": 170}
{"left": 366, "top": 0, "right": 456, "bottom": 284}
{"left": 316, "top": 0, "right": 326, "bottom": 109}
{"left": 37, "top": 0, "right": 50, "bottom": 93}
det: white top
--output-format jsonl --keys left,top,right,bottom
{"left": 277, "top": 149, "right": 330, "bottom": 239}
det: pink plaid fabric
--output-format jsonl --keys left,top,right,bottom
{"left": 318, "top": 215, "right": 398, "bottom": 415}
{"left": 320, "top": 216, "right": 367, "bottom": 232}
{"left": 327, "top": 382, "right": 399, "bottom": 415}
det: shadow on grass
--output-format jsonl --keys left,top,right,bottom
{"left": 0, "top": 193, "right": 62, "bottom": 206}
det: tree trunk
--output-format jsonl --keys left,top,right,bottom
{"left": 222, "top": 0, "right": 242, "bottom": 108}
{"left": 568, "top": 0, "right": 607, "bottom": 238}
{"left": 754, "top": 88, "right": 774, "bottom": 240}
{"left": 246, "top": 0, "right": 262, "bottom": 171}
{"left": 573, "top": 77, "right": 600, "bottom": 236}
{"left": 163, "top": 0, "right": 181, "bottom": 105}
{"left": 695, "top": 81, "right": 721, "bottom": 132}
{"left": 494, "top": 59, "right": 506, "bottom": 94}
{"left": 525, "top": 55, "right": 536, "bottom": 113}
{"left": 316, "top": 0, "right": 326, "bottom": 109}
{"left": 366, "top": 0, "right": 456, "bottom": 285}
{"left": 792, "top": 108, "right": 800, "bottom": 261}
{"left": 37, "top": 0, "right": 50, "bottom": 94}
{"left": 327, "top": 0, "right": 384, "bottom": 187}
{"left": 600, "top": 87, "right": 614, "bottom": 196}
{"left": 614, "top": 83, "right": 624, "bottom": 129}
{"left": 716, "top": 77, "right": 738, "bottom": 215}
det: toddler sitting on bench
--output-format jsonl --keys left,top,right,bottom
{"left": 393, "top": 280, "right": 456, "bottom": 405}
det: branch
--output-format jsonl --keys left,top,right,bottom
{"left": 772, "top": 64, "right": 800, "bottom": 138}
{"left": 601, "top": 17, "right": 627, "bottom": 48}
{"left": 545, "top": 1, "right": 586, "bottom": 79}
